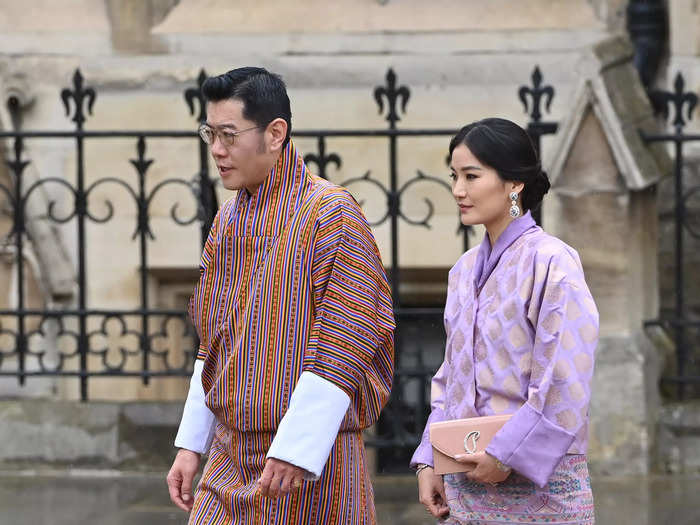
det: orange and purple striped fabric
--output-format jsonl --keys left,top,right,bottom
{"left": 187, "top": 141, "right": 395, "bottom": 524}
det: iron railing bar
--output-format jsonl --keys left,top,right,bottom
{"left": 661, "top": 376, "right": 700, "bottom": 384}
{"left": 0, "top": 129, "right": 461, "bottom": 139}
{"left": 0, "top": 371, "right": 193, "bottom": 377}
{"left": 0, "top": 308, "right": 446, "bottom": 316}
{"left": 639, "top": 131, "right": 700, "bottom": 142}
{"left": 645, "top": 319, "right": 700, "bottom": 328}
{"left": 0, "top": 309, "right": 192, "bottom": 315}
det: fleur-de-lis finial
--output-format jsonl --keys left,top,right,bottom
{"left": 60, "top": 69, "right": 96, "bottom": 128}
{"left": 304, "top": 137, "right": 342, "bottom": 180}
{"left": 650, "top": 73, "right": 698, "bottom": 131}
{"left": 130, "top": 137, "right": 155, "bottom": 240}
{"left": 518, "top": 66, "right": 554, "bottom": 123}
{"left": 374, "top": 68, "right": 410, "bottom": 128}
{"left": 185, "top": 69, "right": 208, "bottom": 123}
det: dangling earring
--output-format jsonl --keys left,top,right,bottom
{"left": 509, "top": 192, "right": 521, "bottom": 218}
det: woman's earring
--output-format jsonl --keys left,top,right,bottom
{"left": 509, "top": 192, "right": 521, "bottom": 218}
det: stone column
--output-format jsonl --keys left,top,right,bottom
{"left": 544, "top": 36, "right": 670, "bottom": 476}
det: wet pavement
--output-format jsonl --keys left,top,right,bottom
{"left": 0, "top": 470, "right": 699, "bottom": 524}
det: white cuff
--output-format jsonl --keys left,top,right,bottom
{"left": 174, "top": 359, "right": 216, "bottom": 454}
{"left": 266, "top": 372, "right": 350, "bottom": 479}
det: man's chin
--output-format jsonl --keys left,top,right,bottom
{"left": 220, "top": 177, "right": 243, "bottom": 191}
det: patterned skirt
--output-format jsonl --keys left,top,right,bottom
{"left": 189, "top": 423, "right": 375, "bottom": 525}
{"left": 442, "top": 455, "right": 595, "bottom": 524}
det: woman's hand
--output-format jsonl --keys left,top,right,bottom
{"left": 455, "top": 451, "right": 511, "bottom": 485}
{"left": 417, "top": 466, "right": 450, "bottom": 519}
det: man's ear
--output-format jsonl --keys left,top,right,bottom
{"left": 266, "top": 118, "right": 288, "bottom": 152}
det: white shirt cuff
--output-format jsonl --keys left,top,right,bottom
{"left": 174, "top": 359, "right": 216, "bottom": 454}
{"left": 266, "top": 371, "right": 351, "bottom": 479}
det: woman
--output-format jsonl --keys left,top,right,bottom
{"left": 411, "top": 118, "right": 598, "bottom": 524}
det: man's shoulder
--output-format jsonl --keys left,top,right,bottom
{"left": 308, "top": 178, "right": 365, "bottom": 223}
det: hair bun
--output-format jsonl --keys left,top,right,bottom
{"left": 535, "top": 170, "right": 551, "bottom": 196}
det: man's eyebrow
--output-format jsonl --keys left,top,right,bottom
{"left": 205, "top": 122, "right": 239, "bottom": 129}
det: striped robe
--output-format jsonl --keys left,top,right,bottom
{"left": 187, "top": 142, "right": 395, "bottom": 524}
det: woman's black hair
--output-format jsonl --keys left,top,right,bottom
{"left": 202, "top": 67, "right": 292, "bottom": 147}
{"left": 448, "top": 118, "right": 550, "bottom": 211}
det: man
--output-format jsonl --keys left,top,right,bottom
{"left": 166, "top": 67, "right": 395, "bottom": 524}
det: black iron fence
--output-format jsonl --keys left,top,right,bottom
{"left": 643, "top": 73, "right": 700, "bottom": 400}
{"left": 0, "top": 66, "right": 557, "bottom": 463}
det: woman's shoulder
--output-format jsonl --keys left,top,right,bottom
{"left": 521, "top": 229, "right": 586, "bottom": 285}
{"left": 450, "top": 245, "right": 481, "bottom": 276}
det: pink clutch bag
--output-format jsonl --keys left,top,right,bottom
{"left": 429, "top": 414, "right": 512, "bottom": 475}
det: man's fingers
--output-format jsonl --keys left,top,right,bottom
{"left": 180, "top": 470, "right": 195, "bottom": 505}
{"left": 166, "top": 473, "right": 189, "bottom": 512}
{"left": 268, "top": 470, "right": 284, "bottom": 499}
{"left": 279, "top": 472, "right": 293, "bottom": 496}
{"left": 257, "top": 463, "right": 274, "bottom": 498}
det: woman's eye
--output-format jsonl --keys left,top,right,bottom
{"left": 466, "top": 174, "right": 477, "bottom": 180}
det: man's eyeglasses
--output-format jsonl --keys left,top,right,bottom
{"left": 198, "top": 124, "right": 262, "bottom": 147}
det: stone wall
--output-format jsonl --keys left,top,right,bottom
{"left": 0, "top": 0, "right": 616, "bottom": 401}
{"left": 0, "top": 0, "right": 689, "bottom": 478}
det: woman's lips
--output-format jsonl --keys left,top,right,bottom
{"left": 459, "top": 204, "right": 473, "bottom": 211}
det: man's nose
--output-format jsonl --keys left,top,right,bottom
{"left": 210, "top": 135, "right": 226, "bottom": 157}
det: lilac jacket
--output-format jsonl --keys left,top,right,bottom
{"left": 411, "top": 212, "right": 599, "bottom": 487}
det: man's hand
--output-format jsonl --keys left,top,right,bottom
{"left": 455, "top": 451, "right": 511, "bottom": 485}
{"left": 166, "top": 448, "right": 201, "bottom": 512}
{"left": 417, "top": 466, "right": 450, "bottom": 519}
{"left": 257, "top": 458, "right": 308, "bottom": 499}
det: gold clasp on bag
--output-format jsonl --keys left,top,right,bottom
{"left": 463, "top": 430, "right": 480, "bottom": 454}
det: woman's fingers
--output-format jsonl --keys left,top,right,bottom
{"left": 432, "top": 491, "right": 450, "bottom": 517}
{"left": 417, "top": 468, "right": 450, "bottom": 518}
{"left": 455, "top": 451, "right": 484, "bottom": 464}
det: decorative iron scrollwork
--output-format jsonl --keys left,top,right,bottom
{"left": 518, "top": 66, "right": 554, "bottom": 124}
{"left": 304, "top": 137, "right": 342, "bottom": 180}
{"left": 650, "top": 73, "right": 698, "bottom": 131}
{"left": 184, "top": 69, "right": 208, "bottom": 123}
{"left": 374, "top": 68, "right": 410, "bottom": 128}
{"left": 60, "top": 69, "right": 96, "bottom": 128}
{"left": 26, "top": 315, "right": 80, "bottom": 373}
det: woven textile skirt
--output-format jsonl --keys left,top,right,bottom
{"left": 189, "top": 423, "right": 375, "bottom": 525}
{"left": 441, "top": 455, "right": 594, "bottom": 524}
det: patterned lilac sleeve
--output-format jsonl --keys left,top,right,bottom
{"left": 410, "top": 362, "right": 448, "bottom": 468}
{"left": 486, "top": 253, "right": 599, "bottom": 488}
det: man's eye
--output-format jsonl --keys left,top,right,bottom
{"left": 221, "top": 131, "right": 236, "bottom": 139}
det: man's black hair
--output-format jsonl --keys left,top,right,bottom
{"left": 202, "top": 67, "right": 292, "bottom": 147}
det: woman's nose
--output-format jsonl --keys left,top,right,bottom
{"left": 452, "top": 180, "right": 466, "bottom": 199}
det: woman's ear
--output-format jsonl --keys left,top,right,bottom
{"left": 510, "top": 181, "right": 525, "bottom": 195}
{"left": 266, "top": 118, "right": 288, "bottom": 152}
